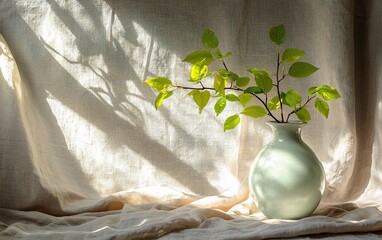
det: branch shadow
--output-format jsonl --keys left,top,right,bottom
{"left": 2, "top": 0, "right": 224, "bottom": 201}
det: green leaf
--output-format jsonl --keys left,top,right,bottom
{"left": 217, "top": 69, "right": 238, "bottom": 80}
{"left": 295, "top": 107, "right": 311, "bottom": 122}
{"left": 230, "top": 72, "right": 239, "bottom": 81}
{"left": 190, "top": 62, "right": 208, "bottom": 82}
{"left": 214, "top": 48, "right": 223, "bottom": 59}
{"left": 316, "top": 85, "right": 341, "bottom": 100}
{"left": 183, "top": 50, "right": 214, "bottom": 65}
{"left": 236, "top": 77, "right": 250, "bottom": 87}
{"left": 269, "top": 24, "right": 286, "bottom": 45}
{"left": 315, "top": 98, "right": 329, "bottom": 118}
{"left": 217, "top": 69, "right": 230, "bottom": 77}
{"left": 214, "top": 49, "right": 232, "bottom": 60}
{"left": 247, "top": 68, "right": 273, "bottom": 93}
{"left": 222, "top": 52, "right": 233, "bottom": 60}
{"left": 188, "top": 89, "right": 199, "bottom": 96}
{"left": 214, "top": 97, "right": 226, "bottom": 116}
{"left": 238, "top": 93, "right": 253, "bottom": 107}
{"left": 241, "top": 105, "right": 267, "bottom": 118}
{"left": 224, "top": 114, "right": 240, "bottom": 132}
{"left": 226, "top": 94, "right": 239, "bottom": 102}
{"left": 214, "top": 75, "right": 228, "bottom": 96}
{"left": 284, "top": 89, "right": 302, "bottom": 107}
{"left": 308, "top": 86, "right": 319, "bottom": 95}
{"left": 202, "top": 29, "right": 219, "bottom": 49}
{"left": 244, "top": 86, "right": 264, "bottom": 94}
{"left": 155, "top": 91, "right": 173, "bottom": 110}
{"left": 213, "top": 48, "right": 223, "bottom": 59}
{"left": 288, "top": 62, "right": 319, "bottom": 78}
{"left": 190, "top": 90, "right": 211, "bottom": 113}
{"left": 267, "top": 95, "right": 281, "bottom": 110}
{"left": 282, "top": 48, "right": 305, "bottom": 63}
{"left": 145, "top": 77, "right": 173, "bottom": 92}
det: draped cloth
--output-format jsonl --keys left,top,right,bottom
{"left": 1, "top": 0, "right": 382, "bottom": 238}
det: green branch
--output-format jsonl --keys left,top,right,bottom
{"left": 173, "top": 83, "right": 280, "bottom": 122}
{"left": 144, "top": 25, "right": 341, "bottom": 131}
{"left": 276, "top": 51, "right": 285, "bottom": 122}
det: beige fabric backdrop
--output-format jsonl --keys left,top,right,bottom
{"left": 1, "top": 0, "right": 382, "bottom": 239}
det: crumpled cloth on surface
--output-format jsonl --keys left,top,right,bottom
{"left": 1, "top": 202, "right": 382, "bottom": 239}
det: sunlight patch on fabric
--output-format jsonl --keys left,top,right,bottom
{"left": 0, "top": 38, "right": 15, "bottom": 89}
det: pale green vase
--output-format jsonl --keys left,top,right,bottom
{"left": 249, "top": 121, "right": 325, "bottom": 220}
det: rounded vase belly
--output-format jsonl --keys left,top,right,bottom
{"left": 249, "top": 121, "right": 325, "bottom": 220}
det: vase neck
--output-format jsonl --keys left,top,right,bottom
{"left": 267, "top": 121, "right": 305, "bottom": 141}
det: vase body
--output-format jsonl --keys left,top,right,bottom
{"left": 249, "top": 121, "right": 325, "bottom": 219}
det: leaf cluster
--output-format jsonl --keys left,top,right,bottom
{"left": 145, "top": 25, "right": 341, "bottom": 131}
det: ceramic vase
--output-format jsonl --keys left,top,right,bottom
{"left": 249, "top": 121, "right": 325, "bottom": 219}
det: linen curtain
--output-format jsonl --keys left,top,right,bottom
{"left": 1, "top": 0, "right": 382, "bottom": 238}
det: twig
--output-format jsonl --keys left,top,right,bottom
{"left": 275, "top": 50, "right": 284, "bottom": 122}
{"left": 286, "top": 95, "right": 316, "bottom": 122}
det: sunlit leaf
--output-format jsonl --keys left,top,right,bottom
{"left": 308, "top": 86, "right": 319, "bottom": 95}
{"left": 145, "top": 77, "right": 172, "bottom": 92}
{"left": 238, "top": 93, "right": 253, "bottom": 107}
{"left": 155, "top": 91, "right": 173, "bottom": 110}
{"left": 202, "top": 29, "right": 219, "bottom": 49}
{"left": 288, "top": 62, "right": 319, "bottom": 78}
{"left": 224, "top": 114, "right": 240, "bottom": 132}
{"left": 316, "top": 85, "right": 341, "bottom": 100}
{"left": 295, "top": 107, "right": 311, "bottom": 122}
{"left": 282, "top": 48, "right": 305, "bottom": 63}
{"left": 214, "top": 75, "right": 228, "bottom": 96}
{"left": 267, "top": 95, "right": 281, "bottom": 110}
{"left": 214, "top": 97, "right": 226, "bottom": 116}
{"left": 183, "top": 50, "right": 214, "bottom": 65}
{"left": 190, "top": 62, "right": 208, "bottom": 82}
{"left": 315, "top": 98, "right": 329, "bottom": 118}
{"left": 284, "top": 89, "right": 302, "bottom": 107}
{"left": 241, "top": 105, "right": 267, "bottom": 118}
{"left": 269, "top": 24, "right": 286, "bottom": 45}
{"left": 188, "top": 89, "right": 199, "bottom": 96}
{"left": 247, "top": 68, "right": 273, "bottom": 93}
{"left": 190, "top": 90, "right": 211, "bottom": 113}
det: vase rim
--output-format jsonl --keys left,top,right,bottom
{"left": 267, "top": 120, "right": 306, "bottom": 125}
{"left": 267, "top": 120, "right": 306, "bottom": 133}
